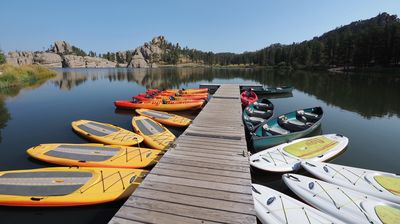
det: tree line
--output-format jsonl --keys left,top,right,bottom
{"left": 175, "top": 13, "right": 400, "bottom": 69}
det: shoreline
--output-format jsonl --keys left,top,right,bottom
{"left": 0, "top": 64, "right": 56, "bottom": 90}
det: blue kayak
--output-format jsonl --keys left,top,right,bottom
{"left": 251, "top": 107, "right": 323, "bottom": 152}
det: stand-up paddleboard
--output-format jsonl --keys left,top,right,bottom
{"left": 131, "top": 116, "right": 176, "bottom": 150}
{"left": 252, "top": 184, "right": 344, "bottom": 224}
{"left": 136, "top": 109, "right": 191, "bottom": 127}
{"left": 0, "top": 167, "right": 148, "bottom": 206}
{"left": 27, "top": 143, "right": 162, "bottom": 169}
{"left": 302, "top": 161, "right": 400, "bottom": 204}
{"left": 72, "top": 120, "right": 144, "bottom": 146}
{"left": 283, "top": 173, "right": 400, "bottom": 224}
{"left": 250, "top": 134, "right": 348, "bottom": 172}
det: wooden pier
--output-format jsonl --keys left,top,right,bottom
{"left": 109, "top": 84, "right": 256, "bottom": 224}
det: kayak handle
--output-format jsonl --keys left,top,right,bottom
{"left": 286, "top": 174, "right": 300, "bottom": 182}
{"left": 304, "top": 161, "right": 316, "bottom": 167}
{"left": 30, "top": 197, "right": 44, "bottom": 201}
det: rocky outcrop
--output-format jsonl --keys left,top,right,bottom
{"left": 6, "top": 51, "right": 34, "bottom": 65}
{"left": 128, "top": 49, "right": 149, "bottom": 68}
{"left": 33, "top": 52, "right": 63, "bottom": 67}
{"left": 84, "top": 56, "right": 117, "bottom": 68}
{"left": 6, "top": 40, "right": 116, "bottom": 68}
{"left": 51, "top": 40, "right": 73, "bottom": 54}
{"left": 127, "top": 36, "right": 166, "bottom": 68}
{"left": 62, "top": 55, "right": 86, "bottom": 68}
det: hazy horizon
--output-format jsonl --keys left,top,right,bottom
{"left": 1, "top": 0, "right": 399, "bottom": 54}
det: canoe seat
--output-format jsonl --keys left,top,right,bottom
{"left": 278, "top": 116, "right": 311, "bottom": 132}
{"left": 253, "top": 102, "right": 273, "bottom": 110}
{"left": 297, "top": 110, "right": 320, "bottom": 122}
{"left": 262, "top": 124, "right": 290, "bottom": 136}
{"left": 248, "top": 116, "right": 265, "bottom": 125}
{"left": 245, "top": 108, "right": 272, "bottom": 119}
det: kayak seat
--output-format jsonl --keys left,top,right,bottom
{"left": 262, "top": 124, "right": 290, "bottom": 136}
{"left": 296, "top": 110, "right": 320, "bottom": 122}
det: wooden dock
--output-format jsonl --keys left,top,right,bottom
{"left": 109, "top": 84, "right": 256, "bottom": 224}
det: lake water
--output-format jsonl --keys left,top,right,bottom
{"left": 0, "top": 68, "right": 399, "bottom": 223}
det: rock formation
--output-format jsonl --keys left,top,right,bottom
{"left": 84, "top": 56, "right": 117, "bottom": 68}
{"left": 6, "top": 41, "right": 116, "bottom": 68}
{"left": 127, "top": 36, "right": 166, "bottom": 68}
{"left": 62, "top": 55, "right": 86, "bottom": 68}
{"left": 33, "top": 52, "right": 63, "bottom": 67}
{"left": 5, "top": 36, "right": 195, "bottom": 68}
{"left": 6, "top": 51, "right": 34, "bottom": 65}
{"left": 51, "top": 40, "right": 73, "bottom": 54}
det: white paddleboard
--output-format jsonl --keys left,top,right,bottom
{"left": 302, "top": 161, "right": 400, "bottom": 204}
{"left": 282, "top": 173, "right": 400, "bottom": 224}
{"left": 252, "top": 184, "right": 344, "bottom": 224}
{"left": 250, "top": 134, "right": 348, "bottom": 172}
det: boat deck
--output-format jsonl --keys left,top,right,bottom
{"left": 109, "top": 84, "right": 256, "bottom": 224}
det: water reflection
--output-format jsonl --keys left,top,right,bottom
{"left": 51, "top": 68, "right": 400, "bottom": 118}
{"left": 255, "top": 70, "right": 400, "bottom": 119}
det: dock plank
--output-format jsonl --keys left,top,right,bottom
{"left": 109, "top": 84, "right": 256, "bottom": 224}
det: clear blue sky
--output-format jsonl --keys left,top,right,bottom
{"left": 0, "top": 0, "right": 399, "bottom": 53}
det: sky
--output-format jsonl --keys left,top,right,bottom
{"left": 0, "top": 0, "right": 399, "bottom": 54}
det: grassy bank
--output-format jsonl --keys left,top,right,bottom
{"left": 0, "top": 64, "right": 56, "bottom": 89}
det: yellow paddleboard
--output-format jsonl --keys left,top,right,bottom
{"left": 136, "top": 109, "right": 191, "bottom": 127}
{"left": 0, "top": 167, "right": 147, "bottom": 207}
{"left": 131, "top": 116, "right": 176, "bottom": 150}
{"left": 72, "top": 120, "right": 144, "bottom": 146}
{"left": 27, "top": 143, "right": 162, "bottom": 169}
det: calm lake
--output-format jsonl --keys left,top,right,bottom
{"left": 0, "top": 68, "right": 399, "bottom": 223}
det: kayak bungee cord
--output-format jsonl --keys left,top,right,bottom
{"left": 338, "top": 188, "right": 373, "bottom": 223}
{"left": 326, "top": 165, "right": 383, "bottom": 192}
{"left": 313, "top": 181, "right": 340, "bottom": 209}
{"left": 79, "top": 170, "right": 139, "bottom": 194}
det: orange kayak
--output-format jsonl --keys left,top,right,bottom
{"left": 114, "top": 99, "right": 204, "bottom": 111}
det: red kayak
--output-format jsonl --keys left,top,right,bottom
{"left": 240, "top": 89, "right": 258, "bottom": 107}
{"left": 147, "top": 88, "right": 208, "bottom": 94}
{"left": 135, "top": 93, "right": 207, "bottom": 101}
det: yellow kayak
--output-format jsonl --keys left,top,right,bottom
{"left": 136, "top": 109, "right": 191, "bottom": 127}
{"left": 27, "top": 143, "right": 162, "bottom": 169}
{"left": 131, "top": 116, "right": 176, "bottom": 150}
{"left": 0, "top": 167, "right": 148, "bottom": 207}
{"left": 72, "top": 120, "right": 144, "bottom": 146}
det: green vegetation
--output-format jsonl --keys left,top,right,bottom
{"left": 71, "top": 46, "right": 87, "bottom": 57}
{"left": 177, "top": 13, "right": 400, "bottom": 70}
{"left": 0, "top": 49, "right": 5, "bottom": 65}
{"left": 0, "top": 64, "right": 56, "bottom": 89}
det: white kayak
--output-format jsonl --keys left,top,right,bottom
{"left": 302, "top": 161, "right": 400, "bottom": 204}
{"left": 283, "top": 173, "right": 400, "bottom": 224}
{"left": 250, "top": 134, "right": 348, "bottom": 172}
{"left": 252, "top": 184, "right": 344, "bottom": 224}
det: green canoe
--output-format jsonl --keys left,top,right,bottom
{"left": 251, "top": 107, "right": 323, "bottom": 152}
{"left": 253, "top": 86, "right": 293, "bottom": 95}
{"left": 242, "top": 99, "right": 274, "bottom": 132}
